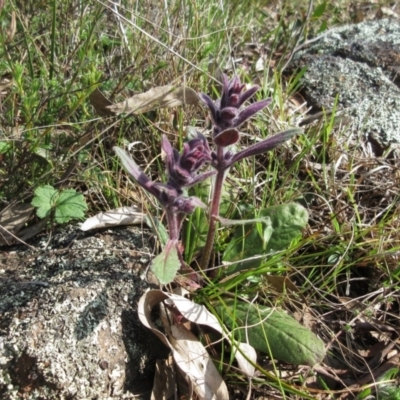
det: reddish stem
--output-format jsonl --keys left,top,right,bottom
{"left": 166, "top": 209, "right": 180, "bottom": 241}
{"left": 201, "top": 147, "right": 226, "bottom": 271}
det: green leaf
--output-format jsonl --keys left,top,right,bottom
{"left": 0, "top": 141, "right": 12, "bottom": 154}
{"left": 312, "top": 1, "right": 326, "bottom": 18}
{"left": 54, "top": 189, "right": 87, "bottom": 224}
{"left": 31, "top": 185, "right": 87, "bottom": 224}
{"left": 263, "top": 203, "right": 308, "bottom": 251}
{"left": 34, "top": 147, "right": 53, "bottom": 165}
{"left": 318, "top": 20, "right": 328, "bottom": 34}
{"left": 374, "top": 368, "right": 400, "bottom": 400}
{"left": 145, "top": 215, "right": 169, "bottom": 247}
{"left": 223, "top": 203, "right": 308, "bottom": 272}
{"left": 376, "top": 386, "right": 400, "bottom": 400}
{"left": 31, "top": 185, "right": 59, "bottom": 219}
{"left": 216, "top": 300, "right": 325, "bottom": 366}
{"left": 150, "top": 239, "right": 181, "bottom": 284}
{"left": 217, "top": 214, "right": 271, "bottom": 227}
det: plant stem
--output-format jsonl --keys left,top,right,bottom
{"left": 166, "top": 209, "right": 180, "bottom": 241}
{"left": 201, "top": 148, "right": 226, "bottom": 270}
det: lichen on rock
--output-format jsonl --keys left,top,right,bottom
{"left": 0, "top": 224, "right": 168, "bottom": 399}
{"left": 288, "top": 18, "right": 400, "bottom": 149}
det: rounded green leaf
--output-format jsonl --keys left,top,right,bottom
{"left": 216, "top": 300, "right": 325, "bottom": 366}
{"left": 223, "top": 203, "right": 308, "bottom": 272}
{"left": 263, "top": 203, "right": 308, "bottom": 252}
{"left": 150, "top": 240, "right": 181, "bottom": 284}
{"left": 31, "top": 186, "right": 87, "bottom": 223}
{"left": 31, "top": 185, "right": 59, "bottom": 219}
{"left": 54, "top": 189, "right": 87, "bottom": 224}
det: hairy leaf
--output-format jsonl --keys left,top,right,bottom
{"left": 217, "top": 300, "right": 326, "bottom": 366}
{"left": 230, "top": 128, "right": 302, "bottom": 166}
{"left": 150, "top": 240, "right": 181, "bottom": 284}
{"left": 223, "top": 203, "right": 308, "bottom": 272}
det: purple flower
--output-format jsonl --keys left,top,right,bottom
{"left": 199, "top": 74, "right": 271, "bottom": 147}
{"left": 113, "top": 133, "right": 215, "bottom": 215}
{"left": 162, "top": 132, "right": 214, "bottom": 191}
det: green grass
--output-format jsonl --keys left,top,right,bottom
{"left": 1, "top": 0, "right": 400, "bottom": 398}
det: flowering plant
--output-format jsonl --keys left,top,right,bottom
{"left": 114, "top": 76, "right": 326, "bottom": 393}
{"left": 114, "top": 74, "right": 301, "bottom": 284}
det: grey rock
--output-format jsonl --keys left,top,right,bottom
{"left": 0, "top": 225, "right": 167, "bottom": 399}
{"left": 288, "top": 19, "right": 400, "bottom": 148}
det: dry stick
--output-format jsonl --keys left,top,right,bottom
{"left": 0, "top": 231, "right": 33, "bottom": 248}
{"left": 0, "top": 222, "right": 40, "bottom": 249}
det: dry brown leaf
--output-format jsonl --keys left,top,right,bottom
{"left": 166, "top": 293, "right": 257, "bottom": 377}
{"left": 138, "top": 290, "right": 229, "bottom": 400}
{"left": 264, "top": 275, "right": 299, "bottom": 294}
{"left": 151, "top": 357, "right": 176, "bottom": 400}
{"left": 0, "top": 203, "right": 34, "bottom": 246}
{"left": 80, "top": 206, "right": 145, "bottom": 231}
{"left": 107, "top": 85, "right": 199, "bottom": 115}
{"left": 169, "top": 323, "right": 228, "bottom": 400}
{"left": 89, "top": 88, "right": 114, "bottom": 116}
{"left": 0, "top": 79, "right": 12, "bottom": 93}
{"left": 7, "top": 11, "right": 16, "bottom": 42}
{"left": 138, "top": 290, "right": 195, "bottom": 399}
{"left": 138, "top": 290, "right": 174, "bottom": 347}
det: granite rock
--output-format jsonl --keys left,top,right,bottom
{"left": 288, "top": 19, "right": 400, "bottom": 148}
{"left": 0, "top": 225, "right": 167, "bottom": 399}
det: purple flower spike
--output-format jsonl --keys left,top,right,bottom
{"left": 114, "top": 130, "right": 216, "bottom": 216}
{"left": 238, "top": 86, "right": 259, "bottom": 106}
{"left": 200, "top": 74, "right": 271, "bottom": 144}
{"left": 162, "top": 133, "right": 213, "bottom": 190}
{"left": 198, "top": 93, "right": 218, "bottom": 126}
{"left": 235, "top": 99, "right": 272, "bottom": 127}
